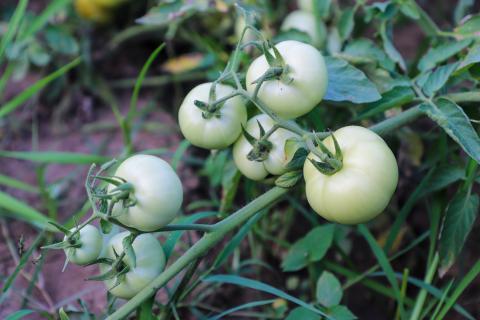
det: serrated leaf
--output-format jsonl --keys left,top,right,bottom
{"left": 455, "top": 14, "right": 480, "bottom": 37}
{"left": 439, "top": 190, "right": 479, "bottom": 274}
{"left": 275, "top": 171, "right": 303, "bottom": 188}
{"left": 380, "top": 21, "right": 406, "bottom": 71}
{"left": 456, "top": 44, "right": 480, "bottom": 73}
{"left": 338, "top": 8, "right": 355, "bottom": 40}
{"left": 324, "top": 57, "right": 381, "bottom": 103}
{"left": 282, "top": 224, "right": 335, "bottom": 271}
{"left": 420, "top": 62, "right": 459, "bottom": 97}
{"left": 357, "top": 86, "right": 414, "bottom": 120}
{"left": 286, "top": 307, "right": 321, "bottom": 320}
{"left": 418, "top": 39, "right": 472, "bottom": 71}
{"left": 316, "top": 271, "right": 343, "bottom": 307}
{"left": 419, "top": 99, "right": 480, "bottom": 163}
{"left": 343, "top": 38, "right": 394, "bottom": 70}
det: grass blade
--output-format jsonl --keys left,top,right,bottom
{"left": 0, "top": 57, "right": 81, "bottom": 118}
{"left": 0, "top": 191, "right": 52, "bottom": 229}
{"left": 0, "top": 150, "right": 108, "bottom": 164}
{"left": 0, "top": 174, "right": 38, "bottom": 193}
{"left": 0, "top": 0, "right": 28, "bottom": 64}
{"left": 207, "top": 299, "right": 275, "bottom": 320}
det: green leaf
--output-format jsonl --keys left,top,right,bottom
{"left": 454, "top": 0, "right": 474, "bottom": 24}
{"left": 418, "top": 39, "right": 471, "bottom": 71}
{"left": 59, "top": 308, "right": 70, "bottom": 320}
{"left": 204, "top": 275, "right": 329, "bottom": 318}
{"left": 338, "top": 8, "right": 355, "bottom": 40}
{"left": 324, "top": 57, "right": 381, "bottom": 103}
{"left": 380, "top": 21, "right": 406, "bottom": 71}
{"left": 343, "top": 38, "right": 394, "bottom": 70}
{"left": 5, "top": 310, "right": 34, "bottom": 320}
{"left": 438, "top": 190, "right": 479, "bottom": 274}
{"left": 316, "top": 271, "right": 343, "bottom": 307}
{"left": 328, "top": 305, "right": 357, "bottom": 320}
{"left": 456, "top": 43, "right": 480, "bottom": 73}
{"left": 399, "top": 0, "right": 420, "bottom": 19}
{"left": 0, "top": 173, "right": 38, "bottom": 193}
{"left": 419, "top": 98, "right": 480, "bottom": 163}
{"left": 0, "top": 58, "right": 81, "bottom": 118}
{"left": 417, "top": 165, "right": 465, "bottom": 198}
{"left": 275, "top": 171, "right": 303, "bottom": 188}
{"left": 286, "top": 307, "right": 321, "bottom": 320}
{"left": 20, "top": 0, "right": 70, "bottom": 40}
{"left": 455, "top": 14, "right": 480, "bottom": 37}
{"left": 420, "top": 62, "right": 459, "bottom": 97}
{"left": 45, "top": 27, "right": 79, "bottom": 55}
{"left": 0, "top": 191, "right": 52, "bottom": 229}
{"left": 0, "top": 0, "right": 28, "bottom": 65}
{"left": 0, "top": 150, "right": 108, "bottom": 164}
{"left": 282, "top": 224, "right": 335, "bottom": 271}
{"left": 357, "top": 86, "right": 415, "bottom": 120}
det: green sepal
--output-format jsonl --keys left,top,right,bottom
{"left": 100, "top": 159, "right": 118, "bottom": 171}
{"left": 271, "top": 45, "right": 285, "bottom": 67}
{"left": 193, "top": 99, "right": 208, "bottom": 111}
{"left": 308, "top": 158, "right": 337, "bottom": 176}
{"left": 41, "top": 240, "right": 72, "bottom": 250}
{"left": 262, "top": 41, "right": 276, "bottom": 66}
{"left": 241, "top": 124, "right": 258, "bottom": 147}
{"left": 330, "top": 131, "right": 343, "bottom": 161}
{"left": 48, "top": 221, "right": 71, "bottom": 235}
{"left": 247, "top": 140, "right": 273, "bottom": 162}
{"left": 122, "top": 234, "right": 137, "bottom": 269}
{"left": 87, "top": 266, "right": 119, "bottom": 281}
{"left": 251, "top": 66, "right": 284, "bottom": 84}
{"left": 108, "top": 266, "right": 129, "bottom": 291}
{"left": 286, "top": 147, "right": 309, "bottom": 170}
{"left": 275, "top": 170, "right": 303, "bottom": 188}
{"left": 94, "top": 175, "right": 126, "bottom": 187}
{"left": 208, "top": 82, "right": 217, "bottom": 104}
{"left": 256, "top": 120, "right": 266, "bottom": 137}
{"left": 313, "top": 133, "right": 334, "bottom": 158}
{"left": 84, "top": 257, "right": 115, "bottom": 266}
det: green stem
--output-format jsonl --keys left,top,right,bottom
{"left": 445, "top": 91, "right": 480, "bottom": 104}
{"left": 105, "top": 187, "right": 287, "bottom": 320}
{"left": 369, "top": 106, "right": 423, "bottom": 135}
{"left": 409, "top": 253, "right": 439, "bottom": 320}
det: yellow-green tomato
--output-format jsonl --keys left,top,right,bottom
{"left": 178, "top": 83, "right": 247, "bottom": 149}
{"left": 246, "top": 40, "right": 328, "bottom": 119}
{"left": 303, "top": 126, "right": 398, "bottom": 224}
{"left": 233, "top": 114, "right": 298, "bottom": 180}
{"left": 64, "top": 225, "right": 103, "bottom": 265}
{"left": 109, "top": 155, "right": 183, "bottom": 232}
{"left": 102, "top": 232, "right": 165, "bottom": 299}
{"left": 281, "top": 10, "right": 326, "bottom": 47}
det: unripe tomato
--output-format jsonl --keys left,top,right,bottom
{"left": 109, "top": 155, "right": 183, "bottom": 232}
{"left": 281, "top": 10, "right": 326, "bottom": 47}
{"left": 246, "top": 40, "right": 328, "bottom": 119}
{"left": 102, "top": 232, "right": 165, "bottom": 299}
{"left": 74, "top": 0, "right": 111, "bottom": 23}
{"left": 303, "top": 126, "right": 398, "bottom": 224}
{"left": 64, "top": 224, "right": 103, "bottom": 265}
{"left": 233, "top": 114, "right": 298, "bottom": 180}
{"left": 178, "top": 83, "right": 247, "bottom": 149}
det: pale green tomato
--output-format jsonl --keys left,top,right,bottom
{"left": 102, "top": 232, "right": 165, "bottom": 299}
{"left": 64, "top": 224, "right": 103, "bottom": 265}
{"left": 233, "top": 114, "right": 298, "bottom": 180}
{"left": 303, "top": 126, "right": 398, "bottom": 224}
{"left": 178, "top": 83, "right": 247, "bottom": 149}
{"left": 246, "top": 40, "right": 328, "bottom": 119}
{"left": 298, "top": 0, "right": 314, "bottom": 11}
{"left": 109, "top": 155, "right": 183, "bottom": 232}
{"left": 281, "top": 10, "right": 326, "bottom": 47}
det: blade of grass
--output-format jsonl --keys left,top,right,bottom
{"left": 358, "top": 224, "right": 405, "bottom": 318}
{"left": 207, "top": 299, "right": 276, "bottom": 320}
{"left": 0, "top": 0, "right": 28, "bottom": 65}
{"left": 2, "top": 230, "right": 45, "bottom": 293}
{"left": 0, "top": 173, "right": 38, "bottom": 193}
{"left": 204, "top": 275, "right": 329, "bottom": 318}
{"left": 127, "top": 43, "right": 165, "bottom": 122}
{"left": 0, "top": 63, "right": 15, "bottom": 100}
{"left": 409, "top": 253, "right": 439, "bottom": 320}
{"left": 0, "top": 150, "right": 108, "bottom": 164}
{"left": 0, "top": 58, "right": 81, "bottom": 118}
{"left": 171, "top": 140, "right": 191, "bottom": 172}
{"left": 435, "top": 260, "right": 480, "bottom": 320}
{"left": 0, "top": 191, "right": 52, "bottom": 229}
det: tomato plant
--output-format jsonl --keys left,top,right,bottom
{"left": 64, "top": 225, "right": 103, "bottom": 265}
